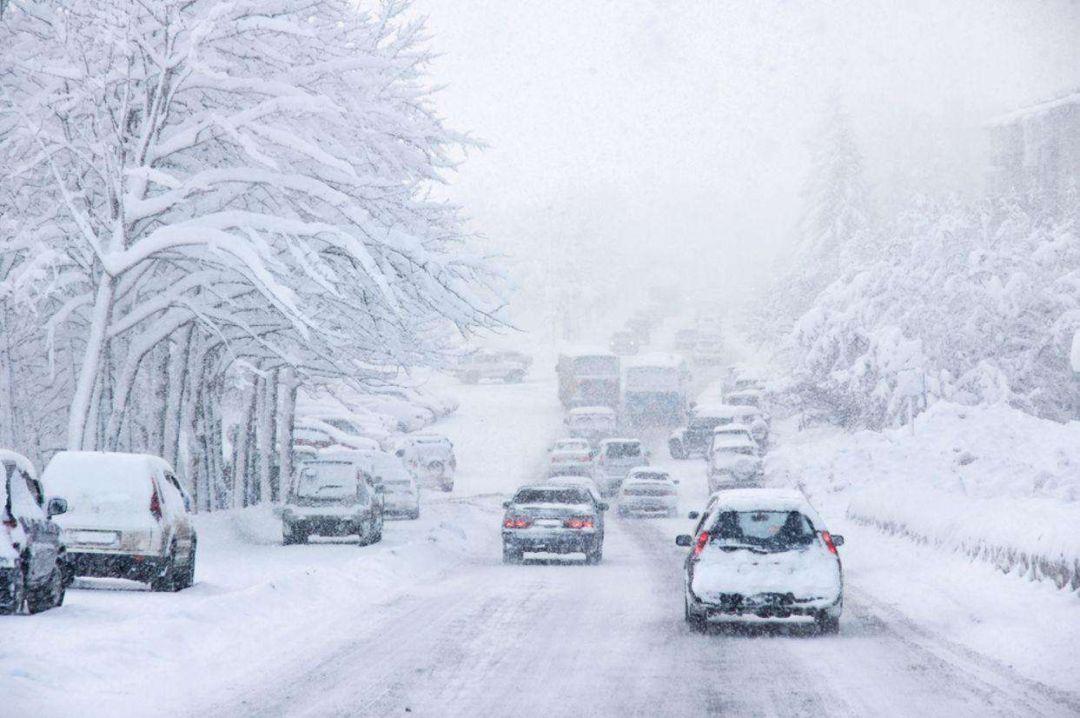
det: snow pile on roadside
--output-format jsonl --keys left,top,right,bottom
{"left": 769, "top": 402, "right": 1080, "bottom": 591}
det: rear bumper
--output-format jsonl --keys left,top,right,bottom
{"left": 689, "top": 585, "right": 842, "bottom": 619}
{"left": 618, "top": 499, "right": 677, "bottom": 514}
{"left": 503, "top": 529, "right": 598, "bottom": 554}
{"left": 68, "top": 551, "right": 168, "bottom": 581}
{"left": 284, "top": 516, "right": 366, "bottom": 536}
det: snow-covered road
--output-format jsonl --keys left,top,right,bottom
{"left": 6, "top": 368, "right": 1080, "bottom": 717}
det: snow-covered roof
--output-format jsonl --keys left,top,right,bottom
{"left": 558, "top": 346, "right": 615, "bottom": 359}
{"left": 598, "top": 437, "right": 641, "bottom": 445}
{"left": 43, "top": 451, "right": 172, "bottom": 481}
{"left": 0, "top": 449, "right": 36, "bottom": 479}
{"left": 626, "top": 467, "right": 671, "bottom": 481}
{"left": 623, "top": 352, "right": 685, "bottom": 369}
{"left": 986, "top": 89, "right": 1080, "bottom": 127}
{"left": 694, "top": 404, "right": 762, "bottom": 419}
{"left": 713, "top": 423, "right": 752, "bottom": 434}
{"left": 707, "top": 488, "right": 813, "bottom": 513}
{"left": 711, "top": 435, "right": 757, "bottom": 450}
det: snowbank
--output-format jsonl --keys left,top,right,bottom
{"left": 769, "top": 402, "right": 1080, "bottom": 591}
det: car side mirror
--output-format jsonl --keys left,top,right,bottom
{"left": 502, "top": 501, "right": 511, "bottom": 509}
{"left": 675, "top": 534, "right": 693, "bottom": 547}
{"left": 598, "top": 502, "right": 609, "bottom": 512}
{"left": 46, "top": 497, "right": 68, "bottom": 518}
{"left": 832, "top": 534, "right": 845, "bottom": 547}
{"left": 688, "top": 511, "right": 700, "bottom": 520}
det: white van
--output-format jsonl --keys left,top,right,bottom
{"left": 42, "top": 452, "right": 196, "bottom": 592}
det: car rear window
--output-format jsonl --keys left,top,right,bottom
{"left": 605, "top": 442, "right": 641, "bottom": 459}
{"left": 42, "top": 454, "right": 156, "bottom": 516}
{"left": 708, "top": 511, "right": 816, "bottom": 551}
{"left": 629, "top": 472, "right": 668, "bottom": 482}
{"left": 513, "top": 488, "right": 590, "bottom": 505}
{"left": 295, "top": 462, "right": 364, "bottom": 500}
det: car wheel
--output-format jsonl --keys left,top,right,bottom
{"left": 373, "top": 517, "right": 384, "bottom": 544}
{"left": 685, "top": 596, "right": 707, "bottom": 633}
{"left": 0, "top": 562, "right": 26, "bottom": 614}
{"left": 409, "top": 507, "right": 421, "bottom": 520}
{"left": 441, "top": 482, "right": 453, "bottom": 493}
{"left": 177, "top": 542, "right": 197, "bottom": 590}
{"left": 27, "top": 565, "right": 63, "bottom": 613}
{"left": 816, "top": 612, "right": 840, "bottom": 635}
{"left": 150, "top": 547, "right": 178, "bottom": 592}
{"left": 502, "top": 544, "right": 522, "bottom": 564}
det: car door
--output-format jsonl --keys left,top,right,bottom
{"left": 9, "top": 466, "right": 56, "bottom": 583}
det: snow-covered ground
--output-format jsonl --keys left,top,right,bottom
{"left": 4, "top": 359, "right": 1080, "bottom": 717}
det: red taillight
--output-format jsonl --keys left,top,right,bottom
{"left": 821, "top": 531, "right": 838, "bottom": 555}
{"left": 503, "top": 516, "right": 531, "bottom": 529}
{"left": 2, "top": 516, "right": 16, "bottom": 530}
{"left": 150, "top": 485, "right": 163, "bottom": 521}
{"left": 564, "top": 516, "right": 594, "bottom": 529}
{"left": 692, "top": 531, "right": 709, "bottom": 558}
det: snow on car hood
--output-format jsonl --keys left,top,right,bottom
{"left": 691, "top": 544, "right": 841, "bottom": 600}
{"left": 709, "top": 453, "right": 761, "bottom": 476}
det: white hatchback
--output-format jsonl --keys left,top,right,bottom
{"left": 677, "top": 489, "right": 844, "bottom": 633}
{"left": 617, "top": 468, "right": 678, "bottom": 517}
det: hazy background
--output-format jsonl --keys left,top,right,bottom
{"left": 411, "top": 0, "right": 1080, "bottom": 336}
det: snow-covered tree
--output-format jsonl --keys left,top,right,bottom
{"left": 0, "top": 0, "right": 503, "bottom": 505}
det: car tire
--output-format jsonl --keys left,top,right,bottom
{"left": 816, "top": 612, "right": 840, "bottom": 635}
{"left": 176, "top": 542, "right": 196, "bottom": 590}
{"left": 150, "top": 547, "right": 178, "bottom": 592}
{"left": 668, "top": 439, "right": 686, "bottom": 460}
{"left": 409, "top": 507, "right": 421, "bottom": 520}
{"left": 27, "top": 565, "right": 64, "bottom": 613}
{"left": 502, "top": 545, "right": 523, "bottom": 564}
{"left": 0, "top": 562, "right": 26, "bottom": 615}
{"left": 441, "top": 482, "right": 453, "bottom": 493}
{"left": 685, "top": 596, "right": 707, "bottom": 633}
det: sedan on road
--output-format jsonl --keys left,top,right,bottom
{"left": 677, "top": 489, "right": 844, "bottom": 633}
{"left": 617, "top": 468, "right": 678, "bottom": 518}
{"left": 502, "top": 485, "right": 608, "bottom": 564}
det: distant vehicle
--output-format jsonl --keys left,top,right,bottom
{"left": 501, "top": 484, "right": 608, "bottom": 564}
{"left": 550, "top": 438, "right": 591, "bottom": 453}
{"left": 544, "top": 475, "right": 604, "bottom": 506}
{"left": 548, "top": 445, "right": 594, "bottom": 478}
{"left": 622, "top": 354, "right": 689, "bottom": 426}
{"left": 557, "top": 350, "right": 621, "bottom": 409}
{"left": 281, "top": 458, "right": 384, "bottom": 544}
{"left": 1, "top": 451, "right": 69, "bottom": 614}
{"left": 625, "top": 316, "right": 652, "bottom": 345}
{"left": 395, "top": 434, "right": 456, "bottom": 492}
{"left": 321, "top": 448, "right": 413, "bottom": 520}
{"left": 707, "top": 435, "right": 763, "bottom": 493}
{"left": 564, "top": 406, "right": 617, "bottom": 445}
{"left": 294, "top": 416, "right": 381, "bottom": 456}
{"left": 674, "top": 328, "right": 699, "bottom": 352}
{"left": 609, "top": 330, "right": 640, "bottom": 356}
{"left": 617, "top": 468, "right": 678, "bottom": 518}
{"left": 677, "top": 489, "right": 844, "bottom": 633}
{"left": 42, "top": 452, "right": 196, "bottom": 592}
{"left": 724, "top": 390, "right": 764, "bottom": 410}
{"left": 456, "top": 350, "right": 532, "bottom": 384}
{"left": 592, "top": 438, "right": 648, "bottom": 496}
{"left": 669, "top": 403, "right": 753, "bottom": 459}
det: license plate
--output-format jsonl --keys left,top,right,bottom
{"left": 535, "top": 519, "right": 563, "bottom": 528}
{"left": 70, "top": 530, "right": 119, "bottom": 546}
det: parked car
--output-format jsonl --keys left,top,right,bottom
{"left": 1, "top": 450, "right": 69, "bottom": 614}
{"left": 395, "top": 434, "right": 456, "bottom": 491}
{"left": 456, "top": 350, "right": 532, "bottom": 384}
{"left": 42, "top": 452, "right": 196, "bottom": 592}
{"left": 609, "top": 330, "right": 640, "bottom": 356}
{"left": 564, "top": 406, "right": 617, "bottom": 445}
{"left": 707, "top": 435, "right": 763, "bottom": 492}
{"left": 361, "top": 450, "right": 419, "bottom": 520}
{"left": 592, "top": 438, "right": 648, "bottom": 497}
{"left": 556, "top": 349, "right": 621, "bottom": 409}
{"left": 281, "top": 458, "right": 384, "bottom": 544}
{"left": 617, "top": 468, "right": 678, "bottom": 518}
{"left": 710, "top": 424, "right": 757, "bottom": 452}
{"left": 677, "top": 489, "right": 844, "bottom": 633}
{"left": 501, "top": 484, "right": 608, "bottom": 564}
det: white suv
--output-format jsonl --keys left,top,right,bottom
{"left": 42, "top": 452, "right": 196, "bottom": 592}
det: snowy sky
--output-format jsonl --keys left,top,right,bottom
{"left": 411, "top": 0, "right": 1080, "bottom": 319}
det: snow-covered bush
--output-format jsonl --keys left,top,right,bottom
{"left": 785, "top": 196, "right": 1080, "bottom": 427}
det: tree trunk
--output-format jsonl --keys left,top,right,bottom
{"left": 276, "top": 368, "right": 298, "bottom": 503}
{"left": 68, "top": 276, "right": 115, "bottom": 450}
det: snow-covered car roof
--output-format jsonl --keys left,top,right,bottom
{"left": 0, "top": 449, "right": 37, "bottom": 480}
{"left": 693, "top": 403, "right": 762, "bottom": 419}
{"left": 625, "top": 467, "right": 672, "bottom": 482}
{"left": 704, "top": 489, "right": 826, "bottom": 528}
{"left": 713, "top": 423, "right": 753, "bottom": 434}
{"left": 43, "top": 451, "right": 172, "bottom": 480}
{"left": 597, "top": 437, "right": 641, "bottom": 446}
{"left": 622, "top": 352, "right": 685, "bottom": 369}
{"left": 711, "top": 434, "right": 757, "bottom": 450}
{"left": 568, "top": 406, "right": 616, "bottom": 417}
{"left": 559, "top": 346, "right": 616, "bottom": 359}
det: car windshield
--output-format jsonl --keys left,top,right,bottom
{"left": 709, "top": 510, "right": 816, "bottom": 552}
{"left": 605, "top": 443, "right": 641, "bottom": 459}
{"left": 629, "top": 472, "right": 668, "bottom": 482}
{"left": 715, "top": 446, "right": 756, "bottom": 457}
{"left": 513, "top": 488, "right": 590, "bottom": 505}
{"left": 294, "top": 462, "right": 364, "bottom": 501}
